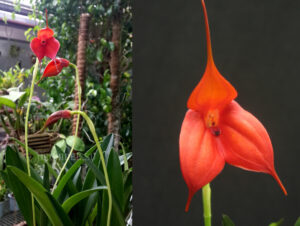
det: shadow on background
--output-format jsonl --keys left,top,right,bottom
{"left": 134, "top": 0, "right": 300, "bottom": 225}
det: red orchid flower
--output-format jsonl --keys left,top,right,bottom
{"left": 30, "top": 9, "right": 60, "bottom": 61}
{"left": 43, "top": 110, "right": 72, "bottom": 129}
{"left": 36, "top": 58, "right": 69, "bottom": 84}
{"left": 179, "top": 0, "right": 287, "bottom": 212}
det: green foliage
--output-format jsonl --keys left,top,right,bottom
{"left": 3, "top": 135, "right": 132, "bottom": 225}
{"left": 0, "top": 176, "right": 7, "bottom": 202}
{"left": 0, "top": 65, "right": 29, "bottom": 90}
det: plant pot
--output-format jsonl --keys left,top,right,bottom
{"left": 0, "top": 201, "right": 5, "bottom": 218}
{"left": 8, "top": 193, "right": 19, "bottom": 212}
{"left": 4, "top": 199, "right": 9, "bottom": 215}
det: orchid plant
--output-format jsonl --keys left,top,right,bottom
{"left": 179, "top": 1, "right": 287, "bottom": 225}
{"left": 0, "top": 9, "right": 132, "bottom": 226}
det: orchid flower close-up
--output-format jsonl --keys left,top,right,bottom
{"left": 30, "top": 9, "right": 60, "bottom": 61}
{"left": 179, "top": 0, "right": 287, "bottom": 212}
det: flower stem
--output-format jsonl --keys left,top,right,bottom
{"left": 72, "top": 110, "right": 112, "bottom": 226}
{"left": 52, "top": 63, "right": 81, "bottom": 192}
{"left": 202, "top": 183, "right": 211, "bottom": 226}
{"left": 25, "top": 58, "right": 39, "bottom": 226}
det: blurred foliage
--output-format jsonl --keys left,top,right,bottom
{"left": 0, "top": 175, "right": 7, "bottom": 202}
{"left": 25, "top": 0, "right": 133, "bottom": 150}
{"left": 0, "top": 65, "right": 28, "bottom": 90}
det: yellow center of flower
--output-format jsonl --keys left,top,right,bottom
{"left": 205, "top": 109, "right": 219, "bottom": 127}
{"left": 205, "top": 110, "right": 221, "bottom": 136}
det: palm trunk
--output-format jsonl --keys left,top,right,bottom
{"left": 108, "top": 15, "right": 122, "bottom": 151}
{"left": 72, "top": 13, "right": 90, "bottom": 136}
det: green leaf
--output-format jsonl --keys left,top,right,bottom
{"left": 1, "top": 167, "right": 33, "bottom": 225}
{"left": 40, "top": 164, "right": 50, "bottom": 226}
{"left": 66, "top": 136, "right": 85, "bottom": 152}
{"left": 96, "top": 49, "right": 103, "bottom": 62}
{"left": 294, "top": 217, "right": 300, "bottom": 226}
{"left": 62, "top": 186, "right": 107, "bottom": 214}
{"left": 0, "top": 151, "right": 5, "bottom": 170}
{"left": 123, "top": 170, "right": 132, "bottom": 214}
{"left": 6, "top": 144, "right": 42, "bottom": 185}
{"left": 7, "top": 166, "right": 73, "bottom": 226}
{"left": 53, "top": 159, "right": 84, "bottom": 199}
{"left": 17, "top": 91, "right": 28, "bottom": 108}
{"left": 107, "top": 149, "right": 124, "bottom": 210}
{"left": 82, "top": 156, "right": 125, "bottom": 226}
{"left": 52, "top": 136, "right": 111, "bottom": 201}
{"left": 51, "top": 139, "right": 67, "bottom": 159}
{"left": 72, "top": 167, "right": 82, "bottom": 191}
{"left": 269, "top": 218, "right": 284, "bottom": 226}
{"left": 43, "top": 164, "right": 50, "bottom": 191}
{"left": 10, "top": 138, "right": 58, "bottom": 178}
{"left": 222, "top": 214, "right": 235, "bottom": 226}
{"left": 79, "top": 152, "right": 101, "bottom": 225}
{"left": 0, "top": 97, "right": 16, "bottom": 109}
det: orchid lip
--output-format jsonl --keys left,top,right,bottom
{"left": 210, "top": 126, "right": 221, "bottom": 136}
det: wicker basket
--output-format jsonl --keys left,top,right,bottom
{"left": 20, "top": 133, "right": 60, "bottom": 154}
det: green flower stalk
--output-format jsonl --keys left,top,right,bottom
{"left": 202, "top": 184, "right": 211, "bottom": 226}
{"left": 24, "top": 58, "right": 39, "bottom": 226}
{"left": 72, "top": 110, "right": 112, "bottom": 226}
{"left": 52, "top": 63, "right": 81, "bottom": 192}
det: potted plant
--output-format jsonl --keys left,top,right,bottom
{"left": 8, "top": 192, "right": 18, "bottom": 212}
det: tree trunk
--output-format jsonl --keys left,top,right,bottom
{"left": 72, "top": 13, "right": 90, "bottom": 136}
{"left": 108, "top": 15, "right": 122, "bottom": 151}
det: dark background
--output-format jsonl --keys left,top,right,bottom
{"left": 134, "top": 0, "right": 300, "bottom": 225}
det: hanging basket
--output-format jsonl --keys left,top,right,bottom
{"left": 20, "top": 133, "right": 60, "bottom": 154}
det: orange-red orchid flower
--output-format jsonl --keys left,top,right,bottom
{"left": 30, "top": 9, "right": 60, "bottom": 61}
{"left": 36, "top": 58, "right": 69, "bottom": 84}
{"left": 179, "top": 0, "right": 287, "bottom": 212}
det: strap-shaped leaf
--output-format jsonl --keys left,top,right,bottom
{"left": 82, "top": 156, "right": 125, "bottom": 226}
{"left": 53, "top": 159, "right": 84, "bottom": 199}
{"left": 62, "top": 186, "right": 107, "bottom": 213}
{"left": 0, "top": 169, "right": 33, "bottom": 225}
{"left": 0, "top": 96, "right": 16, "bottom": 109}
{"left": 53, "top": 135, "right": 113, "bottom": 200}
{"left": 7, "top": 166, "right": 73, "bottom": 226}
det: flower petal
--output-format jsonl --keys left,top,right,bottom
{"left": 37, "top": 27, "right": 54, "bottom": 40}
{"left": 187, "top": 65, "right": 237, "bottom": 113}
{"left": 220, "top": 101, "right": 287, "bottom": 195}
{"left": 187, "top": 0, "right": 237, "bottom": 113}
{"left": 37, "top": 58, "right": 69, "bottom": 84}
{"left": 30, "top": 37, "right": 45, "bottom": 61}
{"left": 44, "top": 37, "right": 60, "bottom": 60}
{"left": 43, "top": 59, "right": 63, "bottom": 77}
{"left": 179, "top": 109, "right": 225, "bottom": 211}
